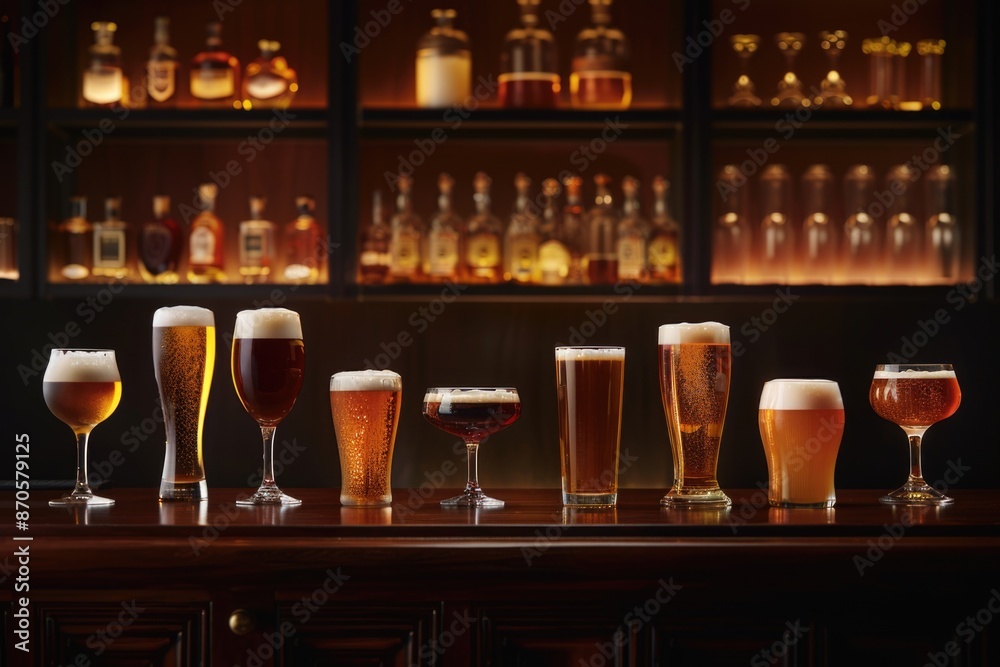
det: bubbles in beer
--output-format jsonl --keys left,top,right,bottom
{"left": 234, "top": 308, "right": 302, "bottom": 339}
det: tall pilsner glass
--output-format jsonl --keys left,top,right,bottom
{"left": 659, "top": 322, "right": 732, "bottom": 507}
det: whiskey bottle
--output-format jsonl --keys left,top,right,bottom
{"left": 925, "top": 165, "right": 959, "bottom": 281}
{"left": 239, "top": 196, "right": 276, "bottom": 283}
{"left": 243, "top": 40, "right": 298, "bottom": 109}
{"left": 616, "top": 176, "right": 647, "bottom": 280}
{"left": 187, "top": 183, "right": 226, "bottom": 283}
{"left": 139, "top": 195, "right": 182, "bottom": 284}
{"left": 283, "top": 196, "right": 322, "bottom": 284}
{"left": 504, "top": 173, "right": 541, "bottom": 283}
{"left": 561, "top": 176, "right": 587, "bottom": 284}
{"left": 426, "top": 173, "right": 462, "bottom": 281}
{"left": 58, "top": 197, "right": 92, "bottom": 280}
{"left": 537, "top": 178, "right": 571, "bottom": 285}
{"left": 713, "top": 165, "right": 750, "bottom": 284}
{"left": 801, "top": 165, "right": 837, "bottom": 284}
{"left": 584, "top": 174, "right": 618, "bottom": 284}
{"left": 464, "top": 172, "right": 504, "bottom": 283}
{"left": 570, "top": 0, "right": 632, "bottom": 109}
{"left": 646, "top": 176, "right": 681, "bottom": 283}
{"left": 758, "top": 165, "right": 794, "bottom": 284}
{"left": 416, "top": 9, "right": 471, "bottom": 108}
{"left": 499, "top": 0, "right": 560, "bottom": 108}
{"left": 82, "top": 22, "right": 122, "bottom": 107}
{"left": 91, "top": 196, "right": 130, "bottom": 279}
{"left": 190, "top": 22, "right": 239, "bottom": 106}
{"left": 389, "top": 176, "right": 424, "bottom": 282}
{"left": 885, "top": 164, "right": 920, "bottom": 284}
{"left": 146, "top": 17, "right": 178, "bottom": 106}
{"left": 359, "top": 191, "right": 391, "bottom": 284}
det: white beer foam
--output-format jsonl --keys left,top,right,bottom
{"left": 554, "top": 347, "right": 625, "bottom": 361}
{"left": 45, "top": 350, "right": 120, "bottom": 383}
{"left": 873, "top": 369, "right": 956, "bottom": 380}
{"left": 658, "top": 322, "right": 730, "bottom": 345}
{"left": 153, "top": 305, "right": 215, "bottom": 328}
{"left": 423, "top": 389, "right": 520, "bottom": 404}
{"left": 234, "top": 308, "right": 302, "bottom": 339}
{"left": 760, "top": 379, "right": 844, "bottom": 410}
{"left": 331, "top": 370, "right": 402, "bottom": 392}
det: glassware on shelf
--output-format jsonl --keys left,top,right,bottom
{"left": 464, "top": 172, "right": 504, "bottom": 283}
{"left": 190, "top": 22, "right": 240, "bottom": 106}
{"left": 891, "top": 40, "right": 911, "bottom": 110}
{"left": 537, "top": 178, "right": 572, "bottom": 285}
{"left": 647, "top": 176, "right": 681, "bottom": 283}
{"left": 426, "top": 173, "right": 462, "bottom": 281}
{"left": 727, "top": 34, "right": 761, "bottom": 108}
{"left": 187, "top": 183, "right": 226, "bottom": 284}
{"left": 499, "top": 0, "right": 560, "bottom": 108}
{"left": 505, "top": 173, "right": 541, "bottom": 283}
{"left": 283, "top": 196, "right": 322, "bottom": 284}
{"left": 570, "top": 0, "right": 631, "bottom": 110}
{"left": 388, "top": 175, "right": 425, "bottom": 282}
{"left": 416, "top": 9, "right": 471, "bottom": 108}
{"left": 58, "top": 197, "right": 92, "bottom": 281}
{"left": 758, "top": 165, "right": 794, "bottom": 283}
{"left": 712, "top": 165, "right": 750, "bottom": 284}
{"left": 925, "top": 165, "right": 959, "bottom": 281}
{"left": 0, "top": 217, "right": 17, "bottom": 280}
{"left": 139, "top": 196, "right": 181, "bottom": 284}
{"left": 359, "top": 192, "right": 391, "bottom": 284}
{"left": 584, "top": 173, "right": 618, "bottom": 284}
{"left": 561, "top": 176, "right": 587, "bottom": 284}
{"left": 815, "top": 30, "right": 852, "bottom": 107}
{"left": 82, "top": 21, "right": 122, "bottom": 107}
{"left": 771, "top": 32, "right": 807, "bottom": 108}
{"left": 146, "top": 17, "right": 178, "bottom": 106}
{"left": 616, "top": 176, "right": 647, "bottom": 280}
{"left": 916, "top": 39, "right": 946, "bottom": 111}
{"left": 243, "top": 40, "right": 298, "bottom": 109}
{"left": 801, "top": 165, "right": 837, "bottom": 284}
{"left": 91, "top": 196, "right": 129, "bottom": 280}
{"left": 862, "top": 36, "right": 894, "bottom": 109}
{"left": 239, "top": 196, "right": 276, "bottom": 283}
{"left": 884, "top": 164, "right": 920, "bottom": 284}
{"left": 842, "top": 165, "right": 878, "bottom": 283}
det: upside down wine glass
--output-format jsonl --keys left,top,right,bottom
{"left": 870, "top": 364, "right": 961, "bottom": 505}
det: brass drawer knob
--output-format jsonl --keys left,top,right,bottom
{"left": 228, "top": 609, "right": 256, "bottom": 635}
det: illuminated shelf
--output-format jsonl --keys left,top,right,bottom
{"left": 43, "top": 108, "right": 328, "bottom": 138}
{"left": 711, "top": 108, "right": 975, "bottom": 138}
{"left": 44, "top": 282, "right": 332, "bottom": 300}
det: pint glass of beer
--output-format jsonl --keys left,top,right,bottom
{"left": 658, "top": 322, "right": 731, "bottom": 507}
{"left": 759, "top": 379, "right": 845, "bottom": 508}
{"left": 330, "top": 370, "right": 402, "bottom": 507}
{"left": 153, "top": 306, "right": 215, "bottom": 501}
{"left": 555, "top": 346, "right": 625, "bottom": 507}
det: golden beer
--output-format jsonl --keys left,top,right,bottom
{"left": 43, "top": 380, "right": 122, "bottom": 433}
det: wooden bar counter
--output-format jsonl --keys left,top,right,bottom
{"left": 3, "top": 488, "right": 1000, "bottom": 666}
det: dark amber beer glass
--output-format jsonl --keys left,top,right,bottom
{"left": 659, "top": 322, "right": 732, "bottom": 507}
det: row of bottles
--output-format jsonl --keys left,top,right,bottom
{"left": 713, "top": 163, "right": 960, "bottom": 285}
{"left": 359, "top": 172, "right": 681, "bottom": 286}
{"left": 416, "top": 0, "right": 632, "bottom": 110}
{"left": 83, "top": 18, "right": 298, "bottom": 109}
{"left": 54, "top": 187, "right": 323, "bottom": 285}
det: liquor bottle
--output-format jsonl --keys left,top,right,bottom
{"left": 283, "top": 196, "right": 321, "bottom": 284}
{"left": 843, "top": 165, "right": 878, "bottom": 284}
{"left": 561, "top": 176, "right": 587, "bottom": 284}
{"left": 243, "top": 40, "right": 298, "bottom": 109}
{"left": 92, "top": 196, "right": 129, "bottom": 279}
{"left": 416, "top": 9, "right": 471, "bottom": 108}
{"left": 504, "top": 173, "right": 541, "bottom": 283}
{"left": 801, "top": 165, "right": 837, "bottom": 284}
{"left": 570, "top": 0, "right": 632, "bottom": 109}
{"left": 190, "top": 22, "right": 239, "bottom": 106}
{"left": 426, "top": 173, "right": 462, "bottom": 281}
{"left": 499, "top": 0, "right": 560, "bottom": 108}
{"left": 187, "top": 183, "right": 226, "bottom": 283}
{"left": 616, "top": 176, "right": 647, "bottom": 280}
{"left": 925, "top": 165, "right": 959, "bottom": 281}
{"left": 537, "top": 178, "right": 571, "bottom": 285}
{"left": 884, "top": 164, "right": 920, "bottom": 284}
{"left": 713, "top": 165, "right": 750, "bottom": 284}
{"left": 584, "top": 174, "right": 618, "bottom": 284}
{"left": 464, "top": 172, "right": 504, "bottom": 283}
{"left": 0, "top": 217, "right": 16, "bottom": 279}
{"left": 388, "top": 176, "right": 424, "bottom": 282}
{"left": 0, "top": 14, "right": 15, "bottom": 108}
{"left": 646, "top": 176, "right": 681, "bottom": 283}
{"left": 359, "top": 192, "right": 392, "bottom": 284}
{"left": 82, "top": 22, "right": 122, "bottom": 107}
{"left": 758, "top": 164, "right": 794, "bottom": 283}
{"left": 58, "top": 197, "right": 92, "bottom": 280}
{"left": 239, "top": 196, "right": 276, "bottom": 282}
{"left": 139, "top": 195, "right": 182, "bottom": 284}
{"left": 146, "top": 17, "right": 178, "bottom": 106}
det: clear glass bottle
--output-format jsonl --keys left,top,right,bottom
{"left": 359, "top": 192, "right": 392, "bottom": 284}
{"left": 758, "top": 165, "right": 794, "bottom": 283}
{"left": 190, "top": 22, "right": 240, "bottom": 105}
{"left": 616, "top": 176, "right": 647, "bottom": 280}
{"left": 800, "top": 165, "right": 837, "bottom": 284}
{"left": 537, "top": 178, "right": 571, "bottom": 285}
{"left": 464, "top": 172, "right": 504, "bottom": 283}
{"left": 243, "top": 40, "right": 298, "bottom": 109}
{"left": 925, "top": 164, "right": 959, "bottom": 281}
{"left": 146, "top": 17, "right": 178, "bottom": 106}
{"left": 187, "top": 183, "right": 226, "bottom": 283}
{"left": 584, "top": 173, "right": 618, "bottom": 284}
{"left": 505, "top": 173, "right": 541, "bottom": 283}
{"left": 58, "top": 197, "right": 91, "bottom": 280}
{"left": 561, "top": 175, "right": 587, "bottom": 284}
{"left": 499, "top": 0, "right": 560, "bottom": 109}
{"left": 92, "top": 196, "right": 129, "bottom": 279}
{"left": 416, "top": 9, "right": 471, "bottom": 108}
{"left": 239, "top": 196, "right": 276, "bottom": 282}
{"left": 570, "top": 0, "right": 631, "bottom": 109}
{"left": 139, "top": 195, "right": 182, "bottom": 284}
{"left": 646, "top": 176, "right": 681, "bottom": 283}
{"left": 389, "top": 175, "right": 424, "bottom": 282}
{"left": 283, "top": 196, "right": 322, "bottom": 284}
{"left": 885, "top": 164, "right": 920, "bottom": 284}
{"left": 713, "top": 165, "right": 750, "bottom": 284}
{"left": 82, "top": 22, "right": 122, "bottom": 107}
{"left": 426, "top": 173, "right": 462, "bottom": 281}
{"left": 843, "top": 165, "right": 878, "bottom": 284}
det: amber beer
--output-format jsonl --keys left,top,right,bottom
{"left": 153, "top": 306, "right": 215, "bottom": 501}
{"left": 870, "top": 370, "right": 961, "bottom": 426}
{"left": 759, "top": 379, "right": 845, "bottom": 508}
{"left": 43, "top": 351, "right": 122, "bottom": 433}
{"left": 555, "top": 347, "right": 625, "bottom": 507}
{"left": 330, "top": 370, "right": 402, "bottom": 507}
{"left": 232, "top": 310, "right": 305, "bottom": 426}
{"left": 658, "top": 322, "right": 732, "bottom": 507}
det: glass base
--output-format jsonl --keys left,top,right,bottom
{"left": 341, "top": 493, "right": 391, "bottom": 508}
{"left": 769, "top": 498, "right": 836, "bottom": 509}
{"left": 441, "top": 488, "right": 504, "bottom": 508}
{"left": 49, "top": 492, "right": 114, "bottom": 507}
{"left": 563, "top": 491, "right": 617, "bottom": 508}
{"left": 237, "top": 485, "right": 301, "bottom": 506}
{"left": 880, "top": 481, "right": 954, "bottom": 506}
{"left": 159, "top": 479, "right": 208, "bottom": 502}
{"left": 661, "top": 486, "right": 732, "bottom": 508}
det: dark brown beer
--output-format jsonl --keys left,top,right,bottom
{"left": 232, "top": 338, "right": 305, "bottom": 425}
{"left": 423, "top": 391, "right": 521, "bottom": 440}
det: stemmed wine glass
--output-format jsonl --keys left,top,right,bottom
{"left": 870, "top": 363, "right": 961, "bottom": 505}
{"left": 772, "top": 32, "right": 807, "bottom": 108}
{"left": 422, "top": 387, "right": 521, "bottom": 508}
{"left": 43, "top": 349, "right": 122, "bottom": 506}
{"left": 728, "top": 34, "right": 761, "bottom": 107}
{"left": 232, "top": 308, "right": 305, "bottom": 505}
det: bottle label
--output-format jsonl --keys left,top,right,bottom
{"left": 508, "top": 237, "right": 538, "bottom": 278}
{"left": 538, "top": 240, "right": 570, "bottom": 281}
{"left": 141, "top": 224, "right": 173, "bottom": 270}
{"left": 242, "top": 231, "right": 265, "bottom": 261}
{"left": 147, "top": 62, "right": 177, "bottom": 102}
{"left": 94, "top": 229, "right": 125, "bottom": 267}
{"left": 647, "top": 235, "right": 677, "bottom": 270}
{"left": 360, "top": 251, "right": 391, "bottom": 267}
{"left": 189, "top": 227, "right": 215, "bottom": 265}
{"left": 190, "top": 69, "right": 235, "bottom": 100}
{"left": 391, "top": 231, "right": 420, "bottom": 274}
{"left": 428, "top": 231, "right": 459, "bottom": 276}
{"left": 82, "top": 68, "right": 123, "bottom": 105}
{"left": 466, "top": 233, "right": 499, "bottom": 268}
{"left": 617, "top": 237, "right": 645, "bottom": 278}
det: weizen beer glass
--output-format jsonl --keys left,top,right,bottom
{"left": 153, "top": 306, "right": 215, "bottom": 501}
{"left": 43, "top": 349, "right": 122, "bottom": 506}
{"left": 555, "top": 347, "right": 625, "bottom": 507}
{"left": 232, "top": 308, "right": 305, "bottom": 505}
{"left": 659, "top": 322, "right": 732, "bottom": 507}
{"left": 759, "top": 379, "right": 845, "bottom": 508}
{"left": 870, "top": 363, "right": 961, "bottom": 505}
{"left": 330, "top": 370, "right": 402, "bottom": 507}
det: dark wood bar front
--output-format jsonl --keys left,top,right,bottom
{"left": 3, "top": 488, "right": 999, "bottom": 665}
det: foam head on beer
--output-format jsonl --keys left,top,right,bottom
{"left": 554, "top": 346, "right": 626, "bottom": 362}
{"left": 234, "top": 308, "right": 302, "bottom": 339}
{"left": 658, "top": 321, "right": 730, "bottom": 345}
{"left": 873, "top": 368, "right": 957, "bottom": 379}
{"left": 153, "top": 305, "right": 215, "bottom": 328}
{"left": 759, "top": 379, "right": 844, "bottom": 411}
{"left": 45, "top": 350, "right": 119, "bottom": 382}
{"left": 330, "top": 370, "right": 402, "bottom": 392}
{"left": 423, "top": 388, "right": 521, "bottom": 404}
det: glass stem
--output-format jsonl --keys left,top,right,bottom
{"left": 907, "top": 431, "right": 926, "bottom": 484}
{"left": 465, "top": 440, "right": 481, "bottom": 496}
{"left": 73, "top": 431, "right": 93, "bottom": 496}
{"left": 260, "top": 426, "right": 277, "bottom": 490}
